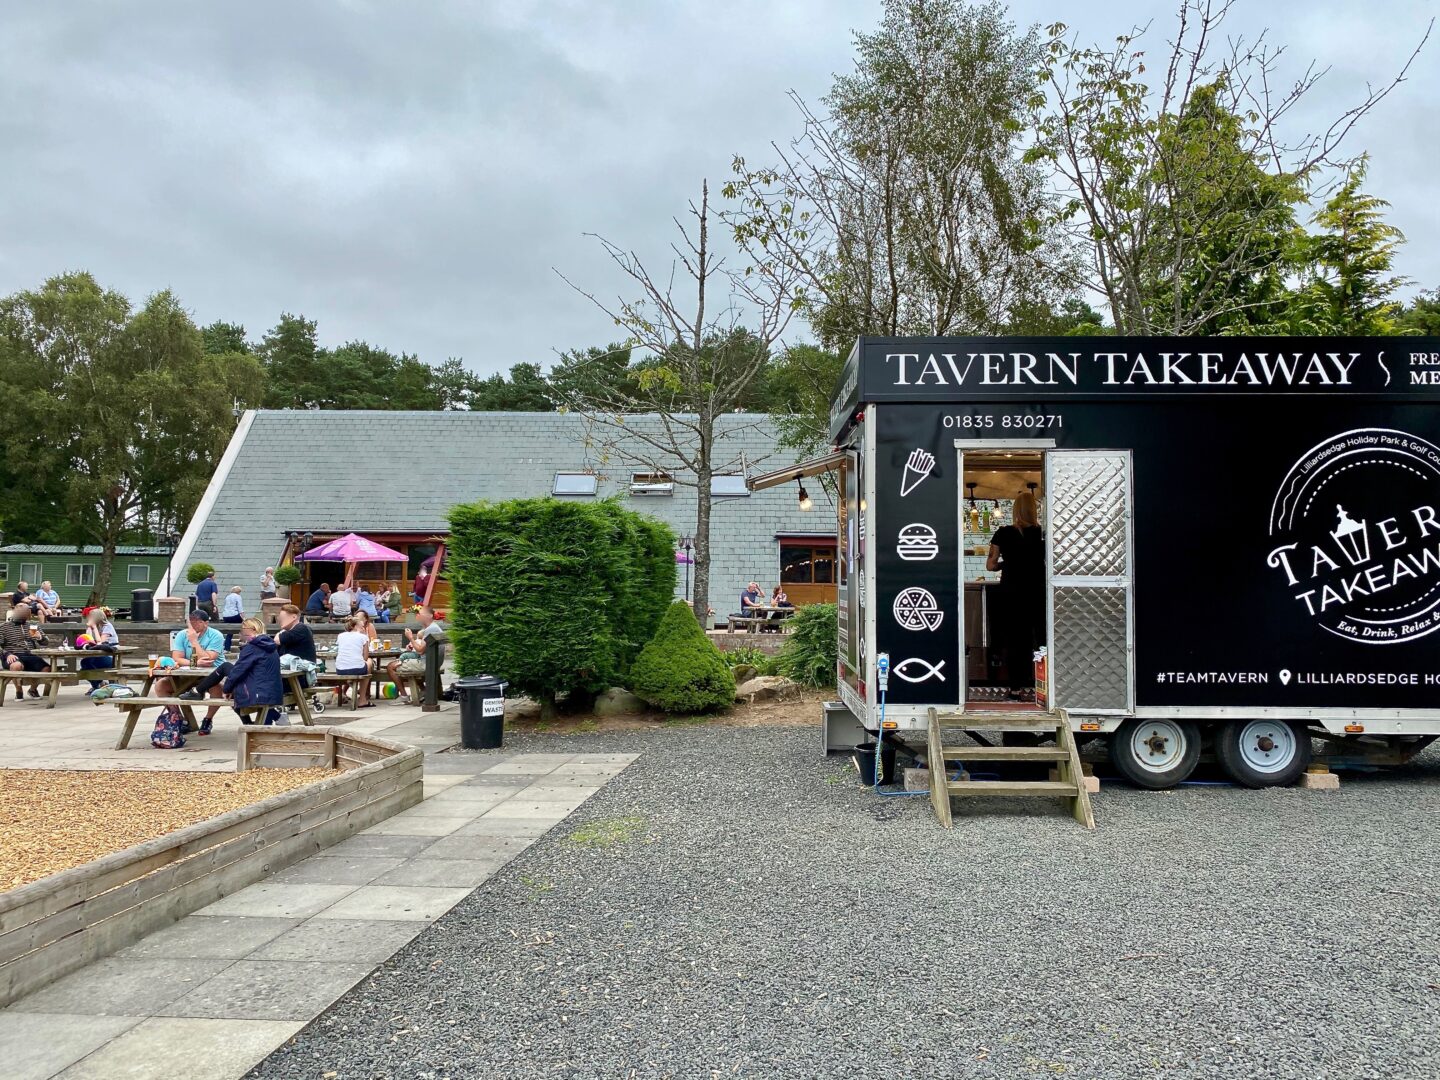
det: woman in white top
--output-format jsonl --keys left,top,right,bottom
{"left": 260, "top": 567, "right": 277, "bottom": 600}
{"left": 333, "top": 616, "right": 372, "bottom": 707}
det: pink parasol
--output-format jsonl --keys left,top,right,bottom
{"left": 298, "top": 533, "right": 407, "bottom": 562}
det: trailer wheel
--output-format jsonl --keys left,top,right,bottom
{"left": 1216, "top": 720, "right": 1311, "bottom": 788}
{"left": 1110, "top": 719, "right": 1201, "bottom": 789}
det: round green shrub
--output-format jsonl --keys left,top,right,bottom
{"left": 185, "top": 562, "right": 216, "bottom": 585}
{"left": 777, "top": 603, "right": 837, "bottom": 688}
{"left": 273, "top": 564, "right": 302, "bottom": 586}
{"left": 629, "top": 601, "right": 735, "bottom": 713}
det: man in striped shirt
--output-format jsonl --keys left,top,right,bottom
{"left": 1, "top": 603, "right": 50, "bottom": 698}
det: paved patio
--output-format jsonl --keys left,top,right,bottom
{"left": 0, "top": 685, "right": 635, "bottom": 1080}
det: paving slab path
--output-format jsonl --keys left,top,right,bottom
{"left": 0, "top": 688, "right": 635, "bottom": 1080}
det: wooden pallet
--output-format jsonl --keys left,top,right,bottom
{"left": 926, "top": 707, "right": 1094, "bottom": 829}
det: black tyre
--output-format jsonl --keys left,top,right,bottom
{"left": 1216, "top": 719, "right": 1312, "bottom": 788}
{"left": 1109, "top": 718, "right": 1202, "bottom": 789}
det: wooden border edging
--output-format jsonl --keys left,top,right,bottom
{"left": 0, "top": 728, "right": 423, "bottom": 1006}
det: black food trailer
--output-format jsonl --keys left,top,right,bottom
{"left": 814, "top": 335, "right": 1440, "bottom": 805}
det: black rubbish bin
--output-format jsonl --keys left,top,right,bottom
{"left": 130, "top": 589, "right": 155, "bottom": 622}
{"left": 456, "top": 675, "right": 506, "bottom": 749}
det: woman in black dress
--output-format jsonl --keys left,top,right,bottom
{"left": 986, "top": 492, "right": 1045, "bottom": 699}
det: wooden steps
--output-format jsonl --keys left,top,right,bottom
{"left": 938, "top": 746, "right": 1067, "bottom": 762}
{"left": 946, "top": 780, "right": 1078, "bottom": 796}
{"left": 926, "top": 707, "right": 1095, "bottom": 830}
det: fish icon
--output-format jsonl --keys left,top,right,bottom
{"left": 894, "top": 657, "right": 946, "bottom": 683}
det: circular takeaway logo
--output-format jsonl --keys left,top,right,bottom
{"left": 893, "top": 587, "right": 944, "bottom": 632}
{"left": 1267, "top": 428, "right": 1440, "bottom": 644}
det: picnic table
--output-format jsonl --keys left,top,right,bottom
{"left": 31, "top": 645, "right": 137, "bottom": 674}
{"left": 107, "top": 667, "right": 315, "bottom": 749}
{"left": 728, "top": 605, "right": 796, "bottom": 633}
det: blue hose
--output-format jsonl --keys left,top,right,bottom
{"left": 869, "top": 685, "right": 948, "bottom": 797}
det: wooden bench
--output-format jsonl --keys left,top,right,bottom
{"left": 0, "top": 670, "right": 79, "bottom": 709}
{"left": 109, "top": 671, "right": 315, "bottom": 749}
{"left": 315, "top": 672, "right": 368, "bottom": 710}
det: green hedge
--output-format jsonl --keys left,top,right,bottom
{"left": 629, "top": 601, "right": 735, "bottom": 712}
{"left": 777, "top": 603, "right": 838, "bottom": 688}
{"left": 446, "top": 497, "right": 676, "bottom": 712}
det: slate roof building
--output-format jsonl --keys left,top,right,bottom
{"left": 158, "top": 410, "right": 838, "bottom": 620}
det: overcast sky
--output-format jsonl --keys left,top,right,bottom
{"left": 2, "top": 1, "right": 1435, "bottom": 375}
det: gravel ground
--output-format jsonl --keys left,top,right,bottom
{"left": 250, "top": 724, "right": 1440, "bottom": 1079}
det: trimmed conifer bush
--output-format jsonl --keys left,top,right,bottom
{"left": 185, "top": 562, "right": 215, "bottom": 584}
{"left": 776, "top": 603, "right": 837, "bottom": 688}
{"left": 446, "top": 497, "right": 675, "bottom": 716}
{"left": 629, "top": 601, "right": 736, "bottom": 713}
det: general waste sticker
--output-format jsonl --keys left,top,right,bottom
{"left": 482, "top": 698, "right": 505, "bottom": 716}
{"left": 1267, "top": 428, "right": 1440, "bottom": 644}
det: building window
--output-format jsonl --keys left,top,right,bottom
{"left": 65, "top": 564, "right": 96, "bottom": 588}
{"left": 711, "top": 474, "right": 750, "bottom": 498}
{"left": 779, "top": 543, "right": 836, "bottom": 584}
{"left": 630, "top": 472, "right": 674, "bottom": 496}
{"left": 553, "top": 472, "right": 599, "bottom": 496}
{"left": 126, "top": 564, "right": 151, "bottom": 583}
{"left": 0, "top": 564, "right": 8, "bottom": 582}
{"left": 20, "top": 562, "right": 42, "bottom": 583}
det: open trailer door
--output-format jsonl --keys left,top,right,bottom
{"left": 1046, "top": 450, "right": 1135, "bottom": 716}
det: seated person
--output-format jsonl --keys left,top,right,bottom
{"left": 766, "top": 586, "right": 793, "bottom": 630}
{"left": 80, "top": 607, "right": 120, "bottom": 691}
{"left": 330, "top": 583, "right": 353, "bottom": 619}
{"left": 34, "top": 581, "right": 60, "bottom": 621}
{"left": 220, "top": 585, "right": 245, "bottom": 649}
{"left": 182, "top": 617, "right": 281, "bottom": 724}
{"left": 303, "top": 582, "right": 331, "bottom": 620}
{"left": 161, "top": 609, "right": 227, "bottom": 733}
{"left": 333, "top": 615, "right": 373, "bottom": 707}
{"left": 743, "top": 582, "right": 766, "bottom": 611}
{"left": 275, "top": 603, "right": 316, "bottom": 661}
{"left": 8, "top": 581, "right": 35, "bottom": 611}
{"left": 356, "top": 585, "right": 378, "bottom": 618}
{"left": 385, "top": 605, "right": 442, "bottom": 704}
{"left": 0, "top": 603, "right": 49, "bottom": 697}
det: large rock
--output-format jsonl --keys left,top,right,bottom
{"left": 594, "top": 687, "right": 648, "bottom": 716}
{"left": 734, "top": 675, "right": 801, "bottom": 704}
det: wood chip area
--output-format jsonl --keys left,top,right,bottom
{"left": 0, "top": 767, "right": 335, "bottom": 890}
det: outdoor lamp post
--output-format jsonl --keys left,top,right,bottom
{"left": 679, "top": 535, "right": 694, "bottom": 602}
{"left": 163, "top": 529, "right": 179, "bottom": 596}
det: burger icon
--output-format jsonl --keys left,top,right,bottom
{"left": 897, "top": 522, "right": 938, "bottom": 562}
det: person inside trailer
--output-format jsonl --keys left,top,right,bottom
{"left": 986, "top": 491, "right": 1045, "bottom": 701}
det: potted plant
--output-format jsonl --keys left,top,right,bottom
{"left": 273, "top": 563, "right": 302, "bottom": 602}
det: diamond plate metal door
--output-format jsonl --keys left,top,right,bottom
{"left": 1046, "top": 452, "right": 1133, "bottom": 713}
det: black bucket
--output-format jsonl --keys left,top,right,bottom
{"left": 852, "top": 740, "right": 897, "bottom": 785}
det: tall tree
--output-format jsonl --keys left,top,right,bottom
{"left": 201, "top": 320, "right": 251, "bottom": 355}
{"left": 1294, "top": 157, "right": 1408, "bottom": 335}
{"left": 1029, "top": 0, "right": 1429, "bottom": 334}
{"left": 0, "top": 274, "right": 261, "bottom": 602}
{"left": 1395, "top": 290, "right": 1440, "bottom": 337}
{"left": 725, "top": 0, "right": 1069, "bottom": 352}
{"left": 258, "top": 313, "right": 323, "bottom": 408}
{"left": 555, "top": 181, "right": 798, "bottom": 622}
{"left": 471, "top": 362, "right": 555, "bottom": 411}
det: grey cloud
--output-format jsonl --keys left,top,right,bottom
{"left": 0, "top": 0, "right": 1434, "bottom": 376}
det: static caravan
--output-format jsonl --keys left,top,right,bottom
{"left": 818, "top": 335, "right": 1440, "bottom": 801}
